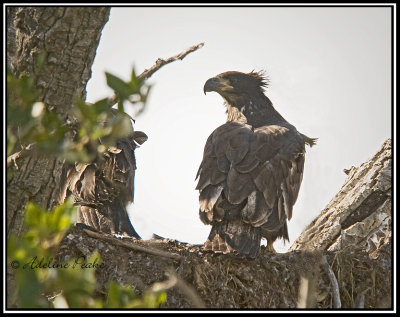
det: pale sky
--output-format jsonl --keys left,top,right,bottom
{"left": 86, "top": 5, "right": 392, "bottom": 252}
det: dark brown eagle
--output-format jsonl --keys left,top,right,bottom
{"left": 58, "top": 111, "right": 147, "bottom": 238}
{"left": 196, "top": 70, "right": 316, "bottom": 258}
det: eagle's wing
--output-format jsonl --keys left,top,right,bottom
{"left": 59, "top": 136, "right": 136, "bottom": 207}
{"left": 58, "top": 132, "right": 147, "bottom": 238}
{"left": 196, "top": 122, "right": 305, "bottom": 247}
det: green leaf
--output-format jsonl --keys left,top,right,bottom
{"left": 106, "top": 72, "right": 135, "bottom": 101}
{"left": 74, "top": 98, "right": 96, "bottom": 123}
{"left": 17, "top": 268, "right": 47, "bottom": 308}
{"left": 48, "top": 199, "right": 76, "bottom": 232}
{"left": 129, "top": 68, "right": 144, "bottom": 92}
{"left": 25, "top": 202, "right": 44, "bottom": 228}
{"left": 105, "top": 281, "right": 137, "bottom": 308}
{"left": 92, "top": 98, "right": 111, "bottom": 114}
{"left": 130, "top": 68, "right": 138, "bottom": 83}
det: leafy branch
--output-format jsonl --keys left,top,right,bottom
{"left": 7, "top": 201, "right": 167, "bottom": 308}
{"left": 7, "top": 42, "right": 205, "bottom": 167}
{"left": 6, "top": 43, "right": 205, "bottom": 308}
{"left": 107, "top": 42, "right": 205, "bottom": 114}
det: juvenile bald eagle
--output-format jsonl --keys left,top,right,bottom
{"left": 58, "top": 111, "right": 147, "bottom": 238}
{"left": 196, "top": 70, "right": 316, "bottom": 258}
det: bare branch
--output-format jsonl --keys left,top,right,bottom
{"left": 322, "top": 255, "right": 341, "bottom": 308}
{"left": 138, "top": 42, "right": 204, "bottom": 80}
{"left": 107, "top": 42, "right": 204, "bottom": 107}
{"left": 7, "top": 143, "right": 35, "bottom": 169}
{"left": 82, "top": 229, "right": 182, "bottom": 261}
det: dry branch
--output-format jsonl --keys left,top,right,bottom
{"left": 82, "top": 229, "right": 182, "bottom": 260}
{"left": 139, "top": 42, "right": 204, "bottom": 80}
{"left": 7, "top": 143, "right": 35, "bottom": 169}
{"left": 108, "top": 42, "right": 204, "bottom": 107}
{"left": 322, "top": 256, "right": 341, "bottom": 308}
{"left": 164, "top": 269, "right": 206, "bottom": 308}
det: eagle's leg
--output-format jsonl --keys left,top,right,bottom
{"left": 266, "top": 239, "right": 277, "bottom": 253}
{"left": 204, "top": 217, "right": 262, "bottom": 258}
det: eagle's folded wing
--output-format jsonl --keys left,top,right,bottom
{"left": 196, "top": 122, "right": 305, "bottom": 233}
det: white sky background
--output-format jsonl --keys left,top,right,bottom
{"left": 86, "top": 6, "right": 392, "bottom": 252}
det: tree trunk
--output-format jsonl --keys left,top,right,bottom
{"left": 290, "top": 138, "right": 392, "bottom": 256}
{"left": 6, "top": 7, "right": 110, "bottom": 308}
{"left": 7, "top": 7, "right": 111, "bottom": 238}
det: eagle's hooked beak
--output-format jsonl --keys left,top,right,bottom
{"left": 203, "top": 77, "right": 234, "bottom": 95}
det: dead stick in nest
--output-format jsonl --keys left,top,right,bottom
{"left": 166, "top": 268, "right": 206, "bottom": 309}
{"left": 150, "top": 268, "right": 206, "bottom": 308}
{"left": 82, "top": 229, "right": 182, "bottom": 261}
{"left": 322, "top": 255, "right": 341, "bottom": 308}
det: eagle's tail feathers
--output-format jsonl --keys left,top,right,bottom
{"left": 204, "top": 218, "right": 261, "bottom": 258}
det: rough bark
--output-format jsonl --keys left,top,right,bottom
{"left": 6, "top": 7, "right": 18, "bottom": 69}
{"left": 53, "top": 139, "right": 392, "bottom": 309}
{"left": 290, "top": 138, "right": 392, "bottom": 256}
{"left": 6, "top": 7, "right": 110, "bottom": 308}
{"left": 7, "top": 7, "right": 111, "bottom": 238}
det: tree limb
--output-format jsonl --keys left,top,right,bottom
{"left": 139, "top": 42, "right": 204, "bottom": 80}
{"left": 290, "top": 139, "right": 391, "bottom": 253}
{"left": 108, "top": 42, "right": 204, "bottom": 107}
{"left": 82, "top": 229, "right": 182, "bottom": 261}
{"left": 7, "top": 143, "right": 35, "bottom": 169}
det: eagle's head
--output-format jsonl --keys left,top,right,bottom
{"left": 203, "top": 71, "right": 271, "bottom": 124}
{"left": 203, "top": 70, "right": 268, "bottom": 97}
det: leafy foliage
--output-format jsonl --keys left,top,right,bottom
{"left": 105, "top": 281, "right": 167, "bottom": 309}
{"left": 7, "top": 201, "right": 167, "bottom": 308}
{"left": 7, "top": 52, "right": 151, "bottom": 163}
{"left": 7, "top": 51, "right": 164, "bottom": 308}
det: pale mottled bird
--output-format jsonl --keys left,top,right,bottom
{"left": 58, "top": 110, "right": 147, "bottom": 238}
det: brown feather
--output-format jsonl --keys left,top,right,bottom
{"left": 226, "top": 168, "right": 255, "bottom": 204}
{"left": 198, "top": 70, "right": 315, "bottom": 256}
{"left": 58, "top": 128, "right": 146, "bottom": 239}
